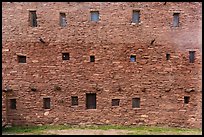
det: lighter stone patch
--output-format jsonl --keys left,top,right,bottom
{"left": 141, "top": 115, "right": 148, "bottom": 118}
{"left": 32, "top": 60, "right": 39, "bottom": 63}
{"left": 3, "top": 49, "right": 9, "bottom": 52}
{"left": 10, "top": 71, "right": 17, "bottom": 73}
{"left": 25, "top": 116, "right": 30, "bottom": 120}
{"left": 188, "top": 118, "right": 195, "bottom": 122}
{"left": 44, "top": 111, "right": 49, "bottom": 116}
{"left": 53, "top": 118, "right": 59, "bottom": 123}
{"left": 105, "top": 120, "right": 110, "bottom": 124}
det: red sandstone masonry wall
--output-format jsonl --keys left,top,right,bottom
{"left": 2, "top": 92, "right": 7, "bottom": 127}
{"left": 2, "top": 2, "right": 202, "bottom": 128}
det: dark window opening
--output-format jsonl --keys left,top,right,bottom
{"left": 90, "top": 55, "right": 95, "bottom": 62}
{"left": 86, "top": 93, "right": 96, "bottom": 109}
{"left": 189, "top": 51, "right": 195, "bottom": 63}
{"left": 10, "top": 99, "right": 16, "bottom": 109}
{"left": 132, "top": 98, "right": 140, "bottom": 108}
{"left": 132, "top": 10, "right": 140, "bottom": 23}
{"left": 166, "top": 53, "right": 170, "bottom": 60}
{"left": 173, "top": 13, "right": 179, "bottom": 27}
{"left": 112, "top": 99, "right": 120, "bottom": 106}
{"left": 71, "top": 96, "right": 78, "bottom": 106}
{"left": 130, "top": 55, "right": 136, "bottom": 62}
{"left": 18, "top": 55, "right": 26, "bottom": 63}
{"left": 60, "top": 12, "right": 67, "bottom": 27}
{"left": 184, "top": 96, "right": 190, "bottom": 104}
{"left": 62, "top": 53, "right": 70, "bottom": 60}
{"left": 29, "top": 11, "right": 37, "bottom": 27}
{"left": 43, "top": 98, "right": 50, "bottom": 109}
{"left": 91, "top": 11, "right": 99, "bottom": 22}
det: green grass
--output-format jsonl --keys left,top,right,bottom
{"left": 79, "top": 124, "right": 130, "bottom": 130}
{"left": 126, "top": 126, "right": 202, "bottom": 135}
{"left": 2, "top": 124, "right": 72, "bottom": 135}
{"left": 2, "top": 124, "right": 202, "bottom": 135}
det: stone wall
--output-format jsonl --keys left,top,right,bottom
{"left": 2, "top": 2, "right": 202, "bottom": 128}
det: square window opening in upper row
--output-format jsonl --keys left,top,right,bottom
{"left": 28, "top": 10, "right": 180, "bottom": 27}
{"left": 17, "top": 51, "right": 196, "bottom": 64}
{"left": 9, "top": 96, "right": 190, "bottom": 110}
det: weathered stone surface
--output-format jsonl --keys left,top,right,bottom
{"left": 185, "top": 88, "right": 196, "bottom": 93}
{"left": 2, "top": 2, "right": 202, "bottom": 129}
{"left": 44, "top": 112, "right": 49, "bottom": 116}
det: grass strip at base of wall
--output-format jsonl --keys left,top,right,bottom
{"left": 2, "top": 124, "right": 202, "bottom": 135}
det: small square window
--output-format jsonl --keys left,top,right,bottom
{"left": 130, "top": 55, "right": 136, "bottom": 62}
{"left": 173, "top": 13, "right": 179, "bottom": 27}
{"left": 166, "top": 53, "right": 170, "bottom": 60}
{"left": 112, "top": 99, "right": 120, "bottom": 106}
{"left": 132, "top": 10, "right": 140, "bottom": 23}
{"left": 91, "top": 11, "right": 99, "bottom": 22}
{"left": 60, "top": 12, "right": 67, "bottom": 27}
{"left": 62, "top": 53, "right": 69, "bottom": 60}
{"left": 132, "top": 98, "right": 140, "bottom": 108}
{"left": 189, "top": 51, "right": 195, "bottom": 63}
{"left": 18, "top": 55, "right": 26, "bottom": 63}
{"left": 184, "top": 96, "right": 190, "bottom": 104}
{"left": 10, "top": 99, "right": 16, "bottom": 109}
{"left": 71, "top": 96, "right": 78, "bottom": 106}
{"left": 90, "top": 55, "right": 95, "bottom": 62}
{"left": 43, "top": 98, "right": 50, "bottom": 109}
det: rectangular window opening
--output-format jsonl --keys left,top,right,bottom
{"left": 29, "top": 11, "right": 37, "bottom": 27}
{"left": 184, "top": 96, "right": 190, "bottom": 104}
{"left": 10, "top": 99, "right": 16, "bottom": 109}
{"left": 71, "top": 96, "right": 78, "bottom": 106}
{"left": 86, "top": 93, "right": 96, "bottom": 109}
{"left": 43, "top": 98, "right": 50, "bottom": 109}
{"left": 132, "top": 10, "right": 140, "bottom": 23}
{"left": 130, "top": 55, "right": 136, "bottom": 62}
{"left": 166, "top": 53, "right": 170, "bottom": 60}
{"left": 189, "top": 51, "right": 195, "bottom": 63}
{"left": 62, "top": 53, "right": 70, "bottom": 60}
{"left": 91, "top": 11, "right": 99, "bottom": 22}
{"left": 18, "top": 55, "right": 26, "bottom": 63}
{"left": 132, "top": 98, "right": 140, "bottom": 108}
{"left": 90, "top": 55, "right": 95, "bottom": 62}
{"left": 173, "top": 13, "right": 179, "bottom": 27}
{"left": 60, "top": 12, "right": 67, "bottom": 27}
{"left": 112, "top": 99, "right": 120, "bottom": 106}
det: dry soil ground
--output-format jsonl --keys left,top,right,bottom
{"left": 2, "top": 129, "right": 133, "bottom": 135}
{"left": 45, "top": 129, "right": 133, "bottom": 135}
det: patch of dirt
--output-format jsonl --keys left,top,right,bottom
{"left": 45, "top": 129, "right": 134, "bottom": 135}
